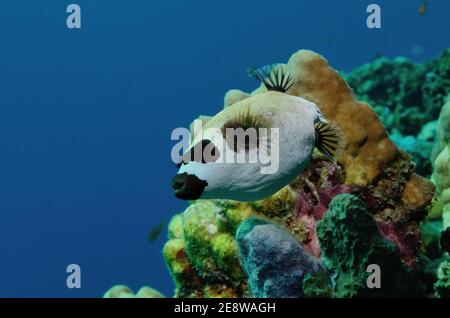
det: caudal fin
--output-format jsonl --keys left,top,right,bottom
{"left": 314, "top": 121, "right": 346, "bottom": 161}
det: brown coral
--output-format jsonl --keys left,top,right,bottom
{"left": 250, "top": 50, "right": 433, "bottom": 265}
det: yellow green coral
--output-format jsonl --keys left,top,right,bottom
{"left": 103, "top": 285, "right": 165, "bottom": 298}
{"left": 163, "top": 200, "right": 248, "bottom": 297}
{"left": 431, "top": 98, "right": 450, "bottom": 229}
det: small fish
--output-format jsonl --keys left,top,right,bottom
{"left": 418, "top": 0, "right": 428, "bottom": 16}
{"left": 148, "top": 222, "right": 164, "bottom": 243}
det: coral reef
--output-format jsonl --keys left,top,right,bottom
{"left": 162, "top": 200, "right": 248, "bottom": 297}
{"left": 430, "top": 98, "right": 450, "bottom": 228}
{"left": 106, "top": 48, "right": 450, "bottom": 298}
{"left": 316, "top": 194, "right": 422, "bottom": 297}
{"left": 390, "top": 129, "right": 434, "bottom": 177}
{"left": 344, "top": 49, "right": 450, "bottom": 137}
{"left": 426, "top": 96, "right": 450, "bottom": 298}
{"left": 434, "top": 258, "right": 450, "bottom": 297}
{"left": 103, "top": 285, "right": 166, "bottom": 298}
{"left": 157, "top": 49, "right": 437, "bottom": 298}
{"left": 345, "top": 50, "right": 450, "bottom": 177}
{"left": 236, "top": 217, "right": 323, "bottom": 297}
{"left": 432, "top": 96, "right": 450, "bottom": 163}
{"left": 285, "top": 50, "right": 434, "bottom": 267}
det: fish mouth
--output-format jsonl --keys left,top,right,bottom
{"left": 171, "top": 172, "right": 208, "bottom": 200}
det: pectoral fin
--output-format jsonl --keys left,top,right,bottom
{"left": 314, "top": 120, "right": 346, "bottom": 161}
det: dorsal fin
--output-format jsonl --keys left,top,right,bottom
{"left": 247, "top": 63, "right": 295, "bottom": 93}
{"left": 314, "top": 121, "right": 346, "bottom": 161}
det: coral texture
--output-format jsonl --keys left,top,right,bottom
{"left": 103, "top": 285, "right": 165, "bottom": 298}
{"left": 316, "top": 194, "right": 421, "bottom": 297}
{"left": 281, "top": 50, "right": 432, "bottom": 266}
{"left": 431, "top": 98, "right": 450, "bottom": 229}
{"left": 236, "top": 217, "right": 323, "bottom": 298}
{"left": 345, "top": 50, "right": 450, "bottom": 177}
{"left": 434, "top": 258, "right": 450, "bottom": 297}
{"left": 345, "top": 50, "right": 450, "bottom": 137}
{"left": 163, "top": 200, "right": 248, "bottom": 297}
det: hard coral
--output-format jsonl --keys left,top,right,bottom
{"left": 159, "top": 49, "right": 436, "bottom": 297}
{"left": 344, "top": 51, "right": 450, "bottom": 177}
{"left": 163, "top": 200, "right": 248, "bottom": 297}
{"left": 317, "top": 194, "right": 423, "bottom": 297}
{"left": 236, "top": 217, "right": 323, "bottom": 298}
{"left": 434, "top": 258, "right": 450, "bottom": 297}
{"left": 345, "top": 49, "right": 450, "bottom": 136}
{"left": 431, "top": 98, "right": 450, "bottom": 229}
{"left": 284, "top": 50, "right": 432, "bottom": 265}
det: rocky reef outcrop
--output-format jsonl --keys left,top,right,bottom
{"left": 434, "top": 258, "right": 450, "bottom": 297}
{"left": 236, "top": 217, "right": 323, "bottom": 298}
{"left": 315, "top": 194, "right": 422, "bottom": 297}
{"left": 345, "top": 50, "right": 450, "bottom": 137}
{"left": 426, "top": 95, "right": 450, "bottom": 298}
{"left": 430, "top": 97, "right": 450, "bottom": 228}
{"left": 157, "top": 49, "right": 440, "bottom": 298}
{"left": 345, "top": 49, "right": 450, "bottom": 177}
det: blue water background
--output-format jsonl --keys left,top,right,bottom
{"left": 0, "top": 0, "right": 448, "bottom": 297}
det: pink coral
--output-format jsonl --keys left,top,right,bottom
{"left": 294, "top": 160, "right": 352, "bottom": 257}
{"left": 376, "top": 220, "right": 421, "bottom": 267}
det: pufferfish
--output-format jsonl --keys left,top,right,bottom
{"left": 171, "top": 64, "right": 345, "bottom": 202}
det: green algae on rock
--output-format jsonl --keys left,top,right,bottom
{"left": 316, "top": 194, "right": 423, "bottom": 297}
{"left": 344, "top": 51, "right": 450, "bottom": 178}
{"left": 430, "top": 97, "right": 450, "bottom": 229}
{"left": 163, "top": 200, "right": 249, "bottom": 297}
{"left": 434, "top": 257, "right": 450, "bottom": 297}
{"left": 345, "top": 49, "right": 450, "bottom": 137}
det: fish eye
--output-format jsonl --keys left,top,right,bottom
{"left": 180, "top": 139, "right": 220, "bottom": 165}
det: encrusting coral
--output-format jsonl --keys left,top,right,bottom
{"left": 315, "top": 194, "right": 422, "bottom": 297}
{"left": 236, "top": 217, "right": 323, "bottom": 298}
{"left": 434, "top": 258, "right": 450, "bottom": 297}
{"left": 345, "top": 50, "right": 450, "bottom": 177}
{"left": 157, "top": 49, "right": 438, "bottom": 298}
{"left": 426, "top": 96, "right": 450, "bottom": 297}
{"left": 430, "top": 97, "right": 450, "bottom": 229}
{"left": 103, "top": 285, "right": 165, "bottom": 298}
{"left": 345, "top": 49, "right": 450, "bottom": 137}
{"left": 163, "top": 200, "right": 248, "bottom": 297}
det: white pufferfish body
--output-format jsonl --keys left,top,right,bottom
{"left": 172, "top": 64, "right": 344, "bottom": 202}
{"left": 178, "top": 91, "right": 321, "bottom": 201}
